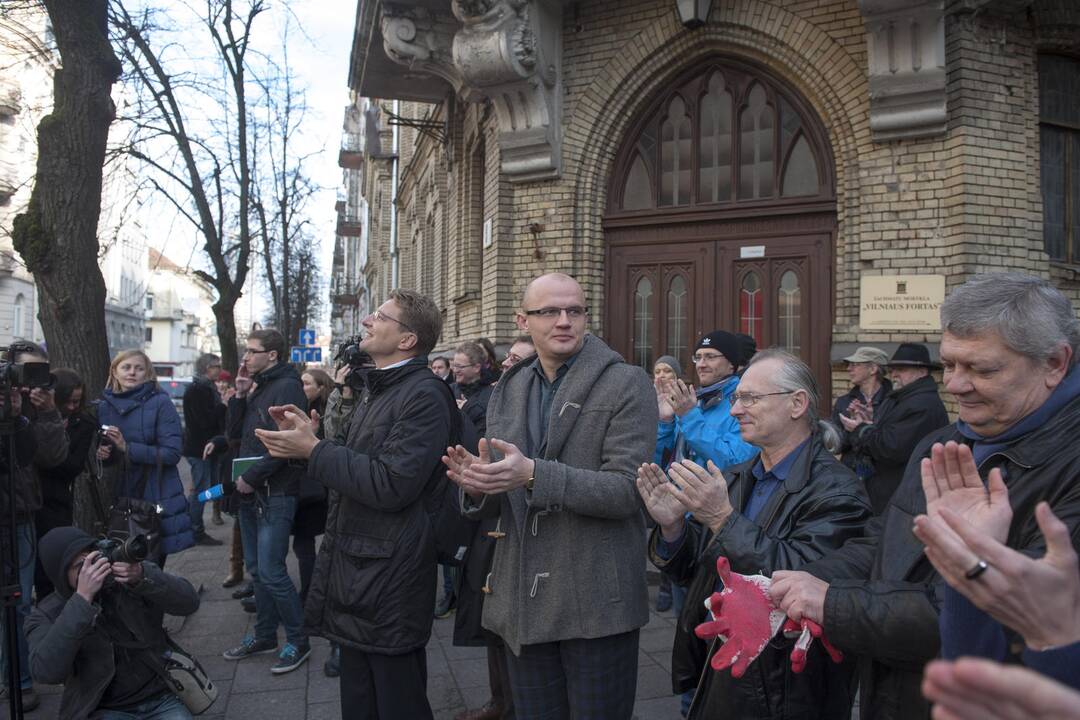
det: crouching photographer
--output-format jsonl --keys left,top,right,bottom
{"left": 26, "top": 527, "right": 204, "bottom": 720}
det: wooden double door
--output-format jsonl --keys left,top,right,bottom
{"left": 604, "top": 212, "right": 834, "bottom": 396}
{"left": 601, "top": 56, "right": 837, "bottom": 397}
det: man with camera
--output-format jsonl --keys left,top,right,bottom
{"left": 26, "top": 526, "right": 200, "bottom": 719}
{"left": 0, "top": 341, "right": 68, "bottom": 711}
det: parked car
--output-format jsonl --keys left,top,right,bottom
{"left": 162, "top": 377, "right": 193, "bottom": 429}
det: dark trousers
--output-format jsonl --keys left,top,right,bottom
{"left": 292, "top": 532, "right": 315, "bottom": 605}
{"left": 505, "top": 629, "right": 640, "bottom": 720}
{"left": 488, "top": 640, "right": 515, "bottom": 718}
{"left": 339, "top": 645, "right": 434, "bottom": 720}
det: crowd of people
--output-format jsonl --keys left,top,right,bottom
{"left": 2, "top": 269, "right": 1079, "bottom": 720}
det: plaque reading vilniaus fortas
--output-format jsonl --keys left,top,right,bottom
{"left": 859, "top": 275, "right": 945, "bottom": 331}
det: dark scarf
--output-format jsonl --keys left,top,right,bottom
{"left": 956, "top": 365, "right": 1080, "bottom": 465}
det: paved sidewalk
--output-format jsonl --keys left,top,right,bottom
{"left": 12, "top": 479, "right": 683, "bottom": 719}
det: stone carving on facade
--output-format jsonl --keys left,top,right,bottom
{"left": 859, "top": 0, "right": 947, "bottom": 141}
{"left": 379, "top": 0, "right": 562, "bottom": 182}
{"left": 381, "top": 5, "right": 470, "bottom": 96}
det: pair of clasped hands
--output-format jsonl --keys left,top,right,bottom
{"left": 252, "top": 404, "right": 536, "bottom": 495}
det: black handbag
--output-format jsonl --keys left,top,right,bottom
{"left": 107, "top": 454, "right": 164, "bottom": 560}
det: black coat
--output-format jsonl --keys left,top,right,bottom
{"left": 651, "top": 437, "right": 873, "bottom": 720}
{"left": 235, "top": 362, "right": 308, "bottom": 495}
{"left": 304, "top": 358, "right": 452, "bottom": 654}
{"left": 832, "top": 380, "right": 891, "bottom": 472}
{"left": 182, "top": 376, "right": 225, "bottom": 456}
{"left": 807, "top": 393, "right": 1080, "bottom": 720}
{"left": 849, "top": 375, "right": 949, "bottom": 514}
{"left": 459, "top": 375, "right": 495, "bottom": 437}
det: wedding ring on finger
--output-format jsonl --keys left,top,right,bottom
{"left": 964, "top": 559, "right": 989, "bottom": 581}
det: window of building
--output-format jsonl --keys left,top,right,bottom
{"left": 1040, "top": 55, "right": 1080, "bottom": 264}
{"left": 613, "top": 62, "right": 825, "bottom": 212}
{"left": 145, "top": 327, "right": 153, "bottom": 342}
{"left": 13, "top": 294, "right": 26, "bottom": 337}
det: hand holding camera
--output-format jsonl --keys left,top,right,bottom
{"left": 76, "top": 552, "right": 112, "bottom": 603}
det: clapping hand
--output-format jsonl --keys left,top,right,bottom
{"left": 913, "top": 501, "right": 1080, "bottom": 651}
{"left": 635, "top": 463, "right": 687, "bottom": 538}
{"left": 254, "top": 404, "right": 319, "bottom": 459}
{"left": 444, "top": 438, "right": 535, "bottom": 495}
{"left": 655, "top": 378, "right": 675, "bottom": 423}
{"left": 666, "top": 460, "right": 734, "bottom": 533}
{"left": 668, "top": 379, "right": 697, "bottom": 417}
{"left": 921, "top": 441, "right": 1011, "bottom": 542}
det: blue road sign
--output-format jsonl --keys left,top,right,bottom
{"left": 290, "top": 347, "right": 304, "bottom": 363}
{"left": 299, "top": 329, "right": 316, "bottom": 346}
{"left": 304, "top": 347, "right": 322, "bottom": 363}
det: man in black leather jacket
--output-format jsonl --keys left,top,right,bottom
{"left": 254, "top": 289, "right": 453, "bottom": 720}
{"left": 771, "top": 273, "right": 1080, "bottom": 720}
{"left": 638, "top": 349, "right": 872, "bottom": 719}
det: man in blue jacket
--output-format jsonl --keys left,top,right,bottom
{"left": 221, "top": 329, "right": 310, "bottom": 675}
{"left": 655, "top": 330, "right": 756, "bottom": 472}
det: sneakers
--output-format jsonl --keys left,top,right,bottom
{"left": 223, "top": 635, "right": 277, "bottom": 660}
{"left": 434, "top": 592, "right": 456, "bottom": 619}
{"left": 241, "top": 595, "right": 256, "bottom": 613}
{"left": 232, "top": 582, "right": 254, "bottom": 599}
{"left": 271, "top": 642, "right": 311, "bottom": 674}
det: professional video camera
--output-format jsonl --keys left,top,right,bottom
{"left": 334, "top": 335, "right": 374, "bottom": 389}
{"left": 93, "top": 534, "right": 151, "bottom": 565}
{"left": 333, "top": 335, "right": 372, "bottom": 369}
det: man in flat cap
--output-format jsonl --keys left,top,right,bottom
{"left": 838, "top": 343, "right": 949, "bottom": 513}
{"left": 833, "top": 347, "right": 892, "bottom": 485}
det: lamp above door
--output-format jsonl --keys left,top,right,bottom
{"left": 676, "top": 0, "right": 713, "bottom": 28}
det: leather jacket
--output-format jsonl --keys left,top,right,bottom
{"left": 650, "top": 437, "right": 872, "bottom": 719}
{"left": 807, "top": 393, "right": 1080, "bottom": 720}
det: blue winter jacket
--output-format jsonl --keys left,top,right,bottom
{"left": 655, "top": 374, "right": 757, "bottom": 470}
{"left": 98, "top": 382, "right": 194, "bottom": 556}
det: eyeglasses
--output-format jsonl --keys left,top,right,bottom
{"left": 692, "top": 353, "right": 727, "bottom": 364}
{"left": 243, "top": 348, "right": 270, "bottom": 356}
{"left": 523, "top": 306, "right": 589, "bottom": 319}
{"left": 731, "top": 391, "right": 796, "bottom": 407}
{"left": 372, "top": 308, "right": 414, "bottom": 332}
{"left": 504, "top": 353, "right": 525, "bottom": 364}
{"left": 450, "top": 363, "right": 478, "bottom": 371}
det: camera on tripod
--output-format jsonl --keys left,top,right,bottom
{"left": 94, "top": 534, "right": 150, "bottom": 565}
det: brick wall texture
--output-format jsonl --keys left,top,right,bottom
{"left": 351, "top": 0, "right": 1080, "bottom": 405}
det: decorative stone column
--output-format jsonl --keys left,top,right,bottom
{"left": 379, "top": 0, "right": 563, "bottom": 183}
{"left": 859, "top": 0, "right": 947, "bottom": 141}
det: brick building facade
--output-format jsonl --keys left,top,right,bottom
{"left": 335, "top": 0, "right": 1080, "bottom": 401}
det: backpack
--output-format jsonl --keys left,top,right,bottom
{"left": 418, "top": 375, "right": 482, "bottom": 566}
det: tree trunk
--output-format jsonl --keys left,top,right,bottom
{"left": 213, "top": 294, "right": 240, "bottom": 373}
{"left": 11, "top": 0, "right": 120, "bottom": 398}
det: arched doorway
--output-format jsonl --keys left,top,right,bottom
{"left": 603, "top": 57, "right": 836, "bottom": 394}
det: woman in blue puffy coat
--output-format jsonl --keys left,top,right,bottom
{"left": 96, "top": 350, "right": 194, "bottom": 564}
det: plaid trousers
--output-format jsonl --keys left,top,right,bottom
{"left": 504, "top": 629, "right": 640, "bottom": 720}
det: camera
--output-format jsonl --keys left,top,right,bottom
{"left": 99, "top": 424, "right": 114, "bottom": 446}
{"left": 0, "top": 361, "right": 52, "bottom": 390}
{"left": 334, "top": 335, "right": 371, "bottom": 369}
{"left": 93, "top": 534, "right": 150, "bottom": 564}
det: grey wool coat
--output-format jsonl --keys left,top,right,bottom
{"left": 463, "top": 334, "right": 658, "bottom": 655}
